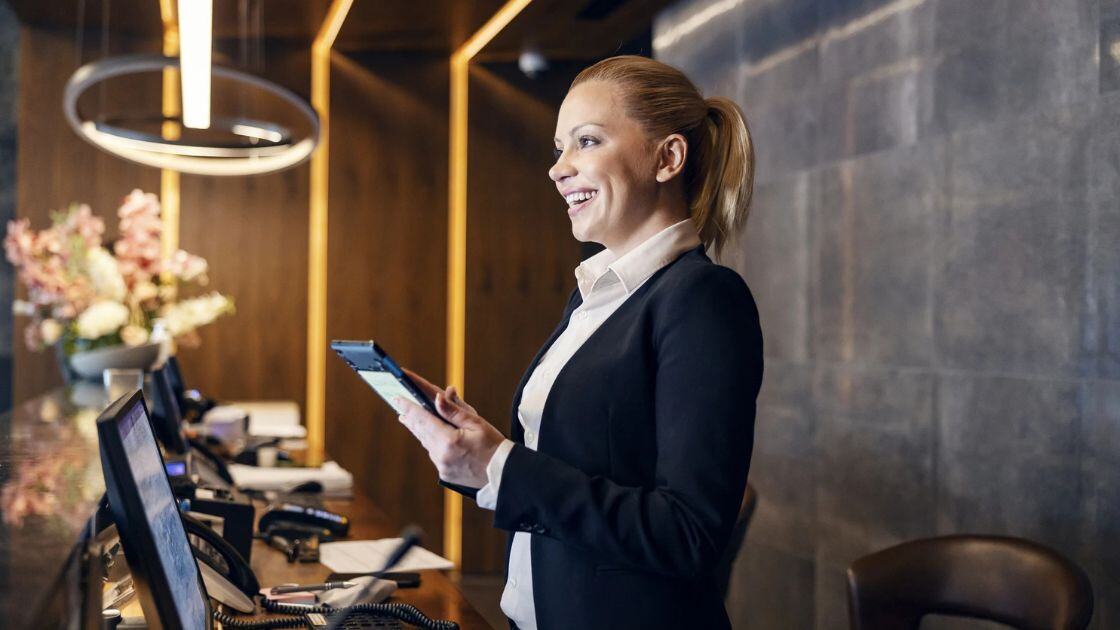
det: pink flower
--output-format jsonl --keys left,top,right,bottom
{"left": 23, "top": 322, "right": 42, "bottom": 350}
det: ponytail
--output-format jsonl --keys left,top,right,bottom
{"left": 688, "top": 97, "right": 755, "bottom": 259}
{"left": 571, "top": 56, "right": 756, "bottom": 259}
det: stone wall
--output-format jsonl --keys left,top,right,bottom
{"left": 655, "top": 0, "right": 1119, "bottom": 627}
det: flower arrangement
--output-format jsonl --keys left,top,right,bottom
{"left": 4, "top": 189, "right": 234, "bottom": 357}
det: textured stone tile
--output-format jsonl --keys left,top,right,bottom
{"left": 1080, "top": 381, "right": 1120, "bottom": 588}
{"left": 813, "top": 141, "right": 942, "bottom": 367}
{"left": 747, "top": 361, "right": 816, "bottom": 558}
{"left": 937, "top": 105, "right": 1091, "bottom": 376}
{"left": 818, "top": 57, "right": 936, "bottom": 160}
{"left": 818, "top": 0, "right": 935, "bottom": 87}
{"left": 933, "top": 0, "right": 1008, "bottom": 51}
{"left": 727, "top": 541, "right": 816, "bottom": 630}
{"left": 1103, "top": 18, "right": 1120, "bottom": 94}
{"left": 1001, "top": 0, "right": 1099, "bottom": 115}
{"left": 813, "top": 364, "right": 937, "bottom": 565}
{"left": 930, "top": 0, "right": 1098, "bottom": 134}
{"left": 937, "top": 375, "right": 1082, "bottom": 553}
{"left": 653, "top": 0, "right": 750, "bottom": 96}
{"left": 928, "top": 42, "right": 1003, "bottom": 135}
{"left": 754, "top": 360, "right": 814, "bottom": 456}
{"left": 724, "top": 173, "right": 812, "bottom": 363}
{"left": 738, "top": 39, "right": 820, "bottom": 109}
{"left": 746, "top": 88, "right": 823, "bottom": 182}
{"left": 1085, "top": 94, "right": 1120, "bottom": 377}
{"left": 812, "top": 561, "right": 850, "bottom": 630}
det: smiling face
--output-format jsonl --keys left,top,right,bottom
{"left": 550, "top": 80, "right": 662, "bottom": 251}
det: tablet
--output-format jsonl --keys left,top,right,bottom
{"left": 330, "top": 340, "right": 445, "bottom": 422}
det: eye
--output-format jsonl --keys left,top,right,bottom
{"left": 552, "top": 146, "right": 562, "bottom": 160}
{"left": 579, "top": 135, "right": 598, "bottom": 148}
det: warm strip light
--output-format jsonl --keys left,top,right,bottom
{"left": 444, "top": 0, "right": 533, "bottom": 571}
{"left": 160, "top": 0, "right": 180, "bottom": 293}
{"left": 177, "top": 0, "right": 213, "bottom": 129}
{"left": 306, "top": 0, "right": 354, "bottom": 469}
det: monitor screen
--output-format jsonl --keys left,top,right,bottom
{"left": 166, "top": 356, "right": 186, "bottom": 405}
{"left": 99, "top": 393, "right": 210, "bottom": 630}
{"left": 150, "top": 367, "right": 189, "bottom": 454}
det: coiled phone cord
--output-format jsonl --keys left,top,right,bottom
{"left": 213, "top": 600, "right": 460, "bottom": 629}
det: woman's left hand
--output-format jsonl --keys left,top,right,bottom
{"left": 394, "top": 368, "right": 506, "bottom": 489}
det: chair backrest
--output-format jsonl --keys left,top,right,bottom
{"left": 715, "top": 482, "right": 757, "bottom": 600}
{"left": 847, "top": 535, "right": 1094, "bottom": 630}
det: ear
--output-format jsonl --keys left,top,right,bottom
{"left": 654, "top": 133, "right": 688, "bottom": 183}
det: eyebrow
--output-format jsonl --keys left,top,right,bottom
{"left": 553, "top": 122, "right": 605, "bottom": 144}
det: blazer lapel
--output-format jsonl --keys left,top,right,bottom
{"left": 507, "top": 288, "right": 583, "bottom": 442}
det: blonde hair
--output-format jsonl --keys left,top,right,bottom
{"left": 571, "top": 55, "right": 755, "bottom": 258}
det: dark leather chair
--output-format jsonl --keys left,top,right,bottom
{"left": 847, "top": 535, "right": 1094, "bottom": 630}
{"left": 714, "top": 482, "right": 757, "bottom": 600}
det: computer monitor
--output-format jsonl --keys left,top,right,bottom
{"left": 166, "top": 356, "right": 187, "bottom": 408}
{"left": 149, "top": 365, "right": 189, "bottom": 455}
{"left": 97, "top": 391, "right": 212, "bottom": 630}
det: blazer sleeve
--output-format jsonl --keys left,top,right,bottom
{"left": 491, "top": 266, "right": 764, "bottom": 580}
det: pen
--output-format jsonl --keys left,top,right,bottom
{"left": 270, "top": 581, "right": 357, "bottom": 595}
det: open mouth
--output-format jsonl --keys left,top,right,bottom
{"left": 565, "top": 189, "right": 598, "bottom": 215}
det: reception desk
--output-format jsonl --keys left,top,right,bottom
{"left": 0, "top": 386, "right": 491, "bottom": 628}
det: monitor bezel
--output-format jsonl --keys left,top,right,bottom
{"left": 96, "top": 390, "right": 212, "bottom": 630}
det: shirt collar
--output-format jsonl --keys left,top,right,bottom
{"left": 574, "top": 218, "right": 702, "bottom": 299}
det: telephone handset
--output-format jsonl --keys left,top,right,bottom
{"left": 187, "top": 436, "right": 236, "bottom": 486}
{"left": 181, "top": 512, "right": 259, "bottom": 613}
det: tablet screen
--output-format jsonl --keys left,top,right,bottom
{"left": 359, "top": 370, "right": 425, "bottom": 414}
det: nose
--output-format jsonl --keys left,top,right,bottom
{"left": 549, "top": 148, "right": 575, "bottom": 183}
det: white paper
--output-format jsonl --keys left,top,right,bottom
{"left": 227, "top": 461, "right": 353, "bottom": 493}
{"left": 320, "top": 539, "right": 455, "bottom": 573}
{"left": 228, "top": 400, "right": 307, "bottom": 438}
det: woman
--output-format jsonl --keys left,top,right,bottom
{"left": 395, "top": 55, "right": 763, "bottom": 629}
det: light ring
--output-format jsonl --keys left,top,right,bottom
{"left": 64, "top": 54, "right": 320, "bottom": 176}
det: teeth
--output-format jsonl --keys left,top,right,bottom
{"left": 564, "top": 190, "right": 597, "bottom": 206}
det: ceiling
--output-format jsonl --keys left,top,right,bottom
{"left": 8, "top": 0, "right": 673, "bottom": 59}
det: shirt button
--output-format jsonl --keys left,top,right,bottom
{"left": 510, "top": 578, "right": 518, "bottom": 588}
{"left": 578, "top": 311, "right": 589, "bottom": 321}
{"left": 525, "top": 430, "right": 535, "bottom": 443}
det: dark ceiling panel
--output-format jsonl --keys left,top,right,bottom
{"left": 7, "top": 0, "right": 668, "bottom": 59}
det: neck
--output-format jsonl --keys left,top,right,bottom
{"left": 604, "top": 191, "right": 691, "bottom": 258}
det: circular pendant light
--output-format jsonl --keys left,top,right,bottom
{"left": 64, "top": 54, "right": 320, "bottom": 177}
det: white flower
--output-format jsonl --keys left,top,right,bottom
{"left": 85, "top": 247, "right": 127, "bottom": 301}
{"left": 12, "top": 299, "right": 36, "bottom": 316}
{"left": 74, "top": 300, "right": 129, "bottom": 340}
{"left": 160, "top": 293, "right": 234, "bottom": 336}
{"left": 39, "top": 318, "right": 63, "bottom": 345}
{"left": 120, "top": 324, "right": 150, "bottom": 347}
{"left": 133, "top": 281, "right": 159, "bottom": 302}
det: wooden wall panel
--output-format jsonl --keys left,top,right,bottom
{"left": 14, "top": 26, "right": 161, "bottom": 403}
{"left": 176, "top": 43, "right": 311, "bottom": 407}
{"left": 323, "top": 51, "right": 450, "bottom": 552}
{"left": 460, "top": 62, "right": 583, "bottom": 572}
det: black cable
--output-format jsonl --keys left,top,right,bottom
{"left": 212, "top": 610, "right": 305, "bottom": 629}
{"left": 213, "top": 600, "right": 460, "bottom": 630}
{"left": 266, "top": 600, "right": 459, "bottom": 630}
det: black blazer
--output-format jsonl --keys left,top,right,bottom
{"left": 492, "top": 244, "right": 764, "bottom": 630}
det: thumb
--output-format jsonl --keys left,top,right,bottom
{"left": 435, "top": 392, "right": 474, "bottom": 428}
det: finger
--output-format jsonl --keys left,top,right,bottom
{"left": 396, "top": 397, "right": 456, "bottom": 446}
{"left": 402, "top": 367, "right": 443, "bottom": 399}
